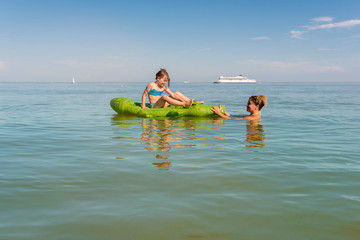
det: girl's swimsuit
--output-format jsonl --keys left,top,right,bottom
{"left": 148, "top": 88, "right": 165, "bottom": 108}
{"left": 148, "top": 88, "right": 164, "bottom": 96}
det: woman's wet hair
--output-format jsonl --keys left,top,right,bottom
{"left": 249, "top": 95, "right": 267, "bottom": 110}
{"left": 156, "top": 68, "right": 170, "bottom": 87}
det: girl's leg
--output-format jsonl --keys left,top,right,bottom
{"left": 151, "top": 98, "right": 167, "bottom": 108}
{"left": 173, "top": 91, "right": 193, "bottom": 107}
{"left": 152, "top": 95, "right": 186, "bottom": 108}
{"left": 163, "top": 95, "right": 192, "bottom": 107}
{"left": 174, "top": 91, "right": 202, "bottom": 105}
{"left": 173, "top": 91, "right": 190, "bottom": 102}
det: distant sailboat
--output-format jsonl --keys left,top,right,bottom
{"left": 72, "top": 77, "right": 75, "bottom": 84}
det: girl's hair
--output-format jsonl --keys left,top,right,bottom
{"left": 155, "top": 68, "right": 170, "bottom": 87}
{"left": 249, "top": 95, "right": 267, "bottom": 110}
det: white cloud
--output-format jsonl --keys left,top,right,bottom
{"left": 86, "top": 63, "right": 127, "bottom": 69}
{"left": 250, "top": 36, "right": 271, "bottom": 40}
{"left": 315, "top": 65, "right": 344, "bottom": 72}
{"left": 346, "top": 34, "right": 360, "bottom": 39}
{"left": 312, "top": 17, "right": 334, "bottom": 22}
{"left": 104, "top": 55, "right": 123, "bottom": 60}
{"left": 196, "top": 48, "right": 212, "bottom": 52}
{"left": 236, "top": 59, "right": 344, "bottom": 74}
{"left": 291, "top": 18, "right": 360, "bottom": 39}
{"left": 0, "top": 36, "right": 11, "bottom": 40}
{"left": 54, "top": 59, "right": 126, "bottom": 69}
{"left": 308, "top": 19, "right": 360, "bottom": 30}
{"left": 54, "top": 59, "right": 77, "bottom": 65}
{"left": 317, "top": 48, "right": 333, "bottom": 51}
{"left": 182, "top": 48, "right": 212, "bottom": 53}
{"left": 290, "top": 30, "right": 306, "bottom": 39}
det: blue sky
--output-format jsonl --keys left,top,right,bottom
{"left": 1, "top": 0, "right": 360, "bottom": 82}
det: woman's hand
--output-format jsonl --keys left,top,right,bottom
{"left": 211, "top": 105, "right": 222, "bottom": 114}
{"left": 211, "top": 105, "right": 231, "bottom": 119}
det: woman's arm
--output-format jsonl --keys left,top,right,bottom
{"left": 211, "top": 106, "right": 231, "bottom": 119}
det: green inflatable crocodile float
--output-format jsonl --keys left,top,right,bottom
{"left": 110, "top": 97, "right": 225, "bottom": 118}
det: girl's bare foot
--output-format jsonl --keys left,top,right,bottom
{"left": 184, "top": 99, "right": 194, "bottom": 108}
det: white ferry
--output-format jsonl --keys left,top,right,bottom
{"left": 213, "top": 75, "right": 256, "bottom": 83}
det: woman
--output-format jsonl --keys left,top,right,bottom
{"left": 211, "top": 95, "right": 267, "bottom": 120}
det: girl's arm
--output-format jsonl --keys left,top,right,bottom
{"left": 142, "top": 90, "right": 148, "bottom": 109}
{"left": 211, "top": 106, "right": 231, "bottom": 119}
{"left": 164, "top": 87, "right": 175, "bottom": 98}
{"left": 142, "top": 85, "right": 150, "bottom": 109}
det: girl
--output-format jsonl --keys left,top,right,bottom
{"left": 142, "top": 69, "right": 194, "bottom": 110}
{"left": 211, "top": 95, "right": 267, "bottom": 120}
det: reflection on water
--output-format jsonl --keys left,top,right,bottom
{"left": 245, "top": 120, "right": 266, "bottom": 150}
{"left": 110, "top": 114, "right": 140, "bottom": 129}
{"left": 153, "top": 155, "right": 172, "bottom": 170}
{"left": 156, "top": 154, "right": 168, "bottom": 159}
{"left": 111, "top": 115, "right": 224, "bottom": 170}
{"left": 140, "top": 118, "right": 223, "bottom": 170}
{"left": 111, "top": 115, "right": 266, "bottom": 169}
{"left": 151, "top": 161, "right": 171, "bottom": 170}
{"left": 141, "top": 118, "right": 197, "bottom": 152}
{"left": 110, "top": 114, "right": 140, "bottom": 160}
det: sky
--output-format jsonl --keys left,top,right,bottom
{"left": 0, "top": 0, "right": 360, "bottom": 83}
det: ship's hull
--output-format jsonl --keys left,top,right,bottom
{"left": 214, "top": 75, "right": 256, "bottom": 83}
{"left": 213, "top": 79, "right": 256, "bottom": 83}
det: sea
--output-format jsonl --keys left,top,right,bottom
{"left": 1, "top": 81, "right": 359, "bottom": 240}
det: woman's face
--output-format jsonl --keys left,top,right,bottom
{"left": 246, "top": 99, "right": 259, "bottom": 113}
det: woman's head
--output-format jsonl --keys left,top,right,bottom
{"left": 155, "top": 68, "right": 170, "bottom": 87}
{"left": 248, "top": 95, "right": 267, "bottom": 111}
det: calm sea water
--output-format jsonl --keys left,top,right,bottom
{"left": 1, "top": 82, "right": 359, "bottom": 240}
